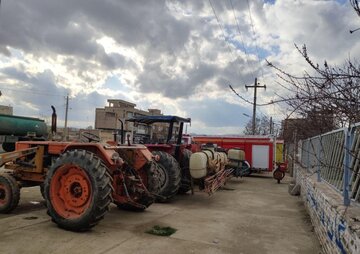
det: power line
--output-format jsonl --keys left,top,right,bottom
{"left": 208, "top": 0, "right": 237, "bottom": 61}
{"left": 246, "top": 0, "right": 265, "bottom": 79}
{"left": 0, "top": 85, "right": 67, "bottom": 97}
{"left": 229, "top": 0, "right": 258, "bottom": 78}
{"left": 227, "top": 1, "right": 270, "bottom": 114}
{"left": 208, "top": 0, "right": 253, "bottom": 91}
{"left": 229, "top": 0, "right": 249, "bottom": 60}
{"left": 229, "top": 84, "right": 253, "bottom": 105}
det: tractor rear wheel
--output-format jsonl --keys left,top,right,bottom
{"left": 152, "top": 151, "right": 181, "bottom": 202}
{"left": 0, "top": 173, "right": 20, "bottom": 213}
{"left": 178, "top": 149, "right": 192, "bottom": 194}
{"left": 44, "top": 149, "right": 113, "bottom": 231}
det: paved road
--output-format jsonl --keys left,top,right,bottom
{"left": 0, "top": 173, "right": 320, "bottom": 254}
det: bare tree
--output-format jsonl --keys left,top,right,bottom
{"left": 264, "top": 1, "right": 360, "bottom": 134}
{"left": 351, "top": 0, "right": 360, "bottom": 17}
{"left": 243, "top": 115, "right": 278, "bottom": 135}
{"left": 267, "top": 44, "right": 360, "bottom": 129}
{"left": 231, "top": 2, "right": 360, "bottom": 136}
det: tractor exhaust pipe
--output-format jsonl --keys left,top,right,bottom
{"left": 117, "top": 119, "right": 125, "bottom": 144}
{"left": 51, "top": 105, "right": 57, "bottom": 139}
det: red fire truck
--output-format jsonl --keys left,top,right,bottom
{"left": 188, "top": 135, "right": 284, "bottom": 173}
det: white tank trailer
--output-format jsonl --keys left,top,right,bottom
{"left": 189, "top": 148, "right": 228, "bottom": 179}
{"left": 188, "top": 147, "right": 250, "bottom": 194}
{"left": 227, "top": 148, "right": 251, "bottom": 177}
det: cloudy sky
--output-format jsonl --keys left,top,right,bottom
{"left": 0, "top": 0, "right": 359, "bottom": 134}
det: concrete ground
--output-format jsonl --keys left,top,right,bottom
{"left": 0, "top": 173, "right": 321, "bottom": 254}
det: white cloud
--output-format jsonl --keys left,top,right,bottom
{"left": 0, "top": 0, "right": 359, "bottom": 134}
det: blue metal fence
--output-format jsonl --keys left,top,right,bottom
{"left": 300, "top": 123, "right": 360, "bottom": 205}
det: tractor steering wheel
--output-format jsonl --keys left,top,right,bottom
{"left": 80, "top": 132, "right": 101, "bottom": 143}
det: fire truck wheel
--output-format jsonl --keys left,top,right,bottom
{"left": 151, "top": 151, "right": 181, "bottom": 202}
{"left": 44, "top": 149, "right": 113, "bottom": 231}
{"left": 0, "top": 173, "right": 20, "bottom": 213}
{"left": 178, "top": 149, "right": 192, "bottom": 194}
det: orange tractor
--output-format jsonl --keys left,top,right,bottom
{"left": 0, "top": 140, "right": 162, "bottom": 231}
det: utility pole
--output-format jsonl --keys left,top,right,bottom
{"left": 269, "top": 116, "right": 273, "bottom": 135}
{"left": 245, "top": 77, "right": 266, "bottom": 135}
{"left": 64, "top": 95, "right": 69, "bottom": 141}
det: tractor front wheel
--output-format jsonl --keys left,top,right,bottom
{"left": 152, "top": 151, "right": 181, "bottom": 202}
{"left": 44, "top": 149, "right": 113, "bottom": 231}
{"left": 0, "top": 173, "right": 20, "bottom": 213}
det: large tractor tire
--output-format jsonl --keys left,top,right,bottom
{"left": 0, "top": 173, "right": 20, "bottom": 213}
{"left": 44, "top": 149, "right": 113, "bottom": 231}
{"left": 178, "top": 149, "right": 192, "bottom": 194}
{"left": 152, "top": 151, "right": 181, "bottom": 202}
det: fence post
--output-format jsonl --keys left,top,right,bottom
{"left": 317, "top": 136, "right": 322, "bottom": 182}
{"left": 307, "top": 140, "right": 310, "bottom": 173}
{"left": 343, "top": 128, "right": 352, "bottom": 206}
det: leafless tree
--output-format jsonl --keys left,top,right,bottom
{"left": 263, "top": 1, "right": 360, "bottom": 138}
{"left": 267, "top": 44, "right": 360, "bottom": 129}
{"left": 351, "top": 0, "right": 360, "bottom": 17}
{"left": 243, "top": 115, "right": 279, "bottom": 135}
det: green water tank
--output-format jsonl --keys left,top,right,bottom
{"left": 0, "top": 114, "right": 47, "bottom": 137}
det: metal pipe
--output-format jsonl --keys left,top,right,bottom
{"left": 167, "top": 121, "right": 174, "bottom": 143}
{"left": 343, "top": 128, "right": 352, "bottom": 206}
{"left": 118, "top": 119, "right": 124, "bottom": 144}
{"left": 174, "top": 122, "right": 184, "bottom": 161}
{"left": 51, "top": 106, "right": 57, "bottom": 136}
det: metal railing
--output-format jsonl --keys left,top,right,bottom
{"left": 300, "top": 123, "right": 360, "bottom": 205}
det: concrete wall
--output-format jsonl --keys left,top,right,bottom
{"left": 295, "top": 165, "right": 360, "bottom": 254}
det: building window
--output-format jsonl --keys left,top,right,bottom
{"left": 105, "top": 112, "right": 115, "bottom": 118}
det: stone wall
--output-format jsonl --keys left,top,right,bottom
{"left": 295, "top": 165, "right": 360, "bottom": 254}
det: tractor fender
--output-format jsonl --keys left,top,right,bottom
{"left": 63, "top": 143, "right": 119, "bottom": 169}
